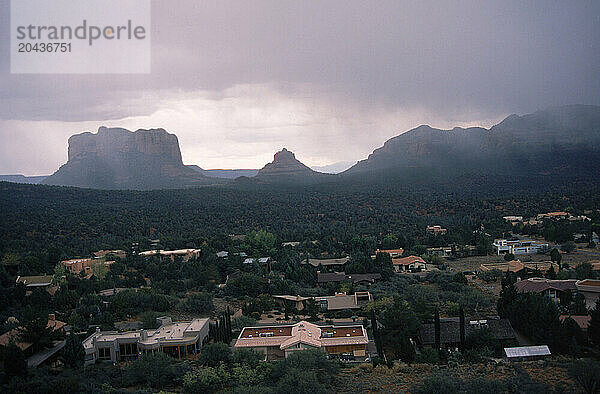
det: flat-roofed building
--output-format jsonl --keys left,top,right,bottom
{"left": 233, "top": 320, "right": 369, "bottom": 361}
{"left": 426, "top": 225, "right": 447, "bottom": 235}
{"left": 273, "top": 292, "right": 372, "bottom": 312}
{"left": 302, "top": 256, "right": 350, "bottom": 268}
{"left": 82, "top": 317, "right": 209, "bottom": 366}
{"left": 503, "top": 345, "right": 551, "bottom": 361}
{"left": 61, "top": 258, "right": 115, "bottom": 277}
{"left": 138, "top": 249, "right": 201, "bottom": 262}
{"left": 93, "top": 250, "right": 126, "bottom": 259}
{"left": 493, "top": 239, "right": 549, "bottom": 255}
{"left": 16, "top": 275, "right": 54, "bottom": 288}
{"left": 375, "top": 249, "right": 404, "bottom": 258}
{"left": 480, "top": 260, "right": 559, "bottom": 273}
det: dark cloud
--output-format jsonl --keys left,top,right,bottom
{"left": 0, "top": 1, "right": 599, "bottom": 174}
{"left": 0, "top": 0, "right": 598, "bottom": 121}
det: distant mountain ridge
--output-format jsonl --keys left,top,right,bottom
{"left": 345, "top": 105, "right": 600, "bottom": 177}
{"left": 187, "top": 165, "right": 259, "bottom": 179}
{"left": 0, "top": 174, "right": 47, "bottom": 184}
{"left": 24, "top": 105, "right": 600, "bottom": 189}
{"left": 42, "top": 127, "right": 221, "bottom": 190}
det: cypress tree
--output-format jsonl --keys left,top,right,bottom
{"left": 434, "top": 307, "right": 441, "bottom": 351}
{"left": 459, "top": 305, "right": 466, "bottom": 350}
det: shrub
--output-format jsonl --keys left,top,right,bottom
{"left": 183, "top": 365, "right": 230, "bottom": 393}
{"left": 568, "top": 359, "right": 600, "bottom": 394}
{"left": 124, "top": 353, "right": 178, "bottom": 389}
{"left": 415, "top": 347, "right": 440, "bottom": 364}
{"left": 200, "top": 342, "right": 233, "bottom": 367}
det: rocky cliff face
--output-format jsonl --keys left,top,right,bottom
{"left": 43, "top": 127, "right": 220, "bottom": 190}
{"left": 254, "top": 148, "right": 329, "bottom": 182}
{"left": 345, "top": 105, "right": 600, "bottom": 176}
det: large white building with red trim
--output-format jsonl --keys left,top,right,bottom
{"left": 233, "top": 320, "right": 369, "bottom": 361}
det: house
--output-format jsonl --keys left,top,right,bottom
{"left": 503, "top": 345, "right": 551, "bottom": 361}
{"left": 82, "top": 316, "right": 209, "bottom": 366}
{"left": 575, "top": 279, "right": 600, "bottom": 309}
{"left": 243, "top": 257, "right": 272, "bottom": 272}
{"left": 493, "top": 239, "right": 549, "bottom": 255}
{"left": 480, "top": 260, "right": 559, "bottom": 274}
{"left": 503, "top": 216, "right": 523, "bottom": 225}
{"left": 16, "top": 275, "right": 53, "bottom": 288}
{"left": 559, "top": 315, "right": 591, "bottom": 331}
{"left": 514, "top": 278, "right": 578, "bottom": 302}
{"left": 273, "top": 292, "right": 372, "bottom": 312}
{"left": 537, "top": 212, "right": 569, "bottom": 220}
{"left": 375, "top": 249, "right": 404, "bottom": 258}
{"left": 93, "top": 250, "right": 126, "bottom": 259}
{"left": 138, "top": 249, "right": 201, "bottom": 262}
{"left": 0, "top": 314, "right": 66, "bottom": 358}
{"left": 303, "top": 256, "right": 350, "bottom": 268}
{"left": 426, "top": 247, "right": 453, "bottom": 258}
{"left": 15, "top": 275, "right": 58, "bottom": 295}
{"left": 273, "top": 295, "right": 310, "bottom": 311}
{"left": 419, "top": 317, "right": 516, "bottom": 349}
{"left": 61, "top": 258, "right": 115, "bottom": 277}
{"left": 392, "top": 256, "right": 426, "bottom": 273}
{"left": 233, "top": 320, "right": 369, "bottom": 361}
{"left": 313, "top": 292, "right": 372, "bottom": 311}
{"left": 426, "top": 225, "right": 447, "bottom": 235}
{"left": 316, "top": 272, "right": 381, "bottom": 286}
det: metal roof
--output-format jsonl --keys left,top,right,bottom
{"left": 504, "top": 345, "right": 551, "bottom": 358}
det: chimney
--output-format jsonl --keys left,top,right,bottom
{"left": 48, "top": 313, "right": 55, "bottom": 321}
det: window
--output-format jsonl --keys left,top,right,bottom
{"left": 259, "top": 332, "right": 274, "bottom": 337}
{"left": 98, "top": 347, "right": 111, "bottom": 360}
{"left": 119, "top": 343, "right": 138, "bottom": 359}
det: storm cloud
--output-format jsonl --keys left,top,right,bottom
{"left": 0, "top": 0, "right": 599, "bottom": 173}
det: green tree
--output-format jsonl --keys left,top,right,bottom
{"left": 19, "top": 316, "right": 56, "bottom": 352}
{"left": 381, "top": 233, "right": 398, "bottom": 249}
{"left": 550, "top": 248, "right": 562, "bottom": 265}
{"left": 305, "top": 298, "right": 319, "bottom": 321}
{"left": 182, "top": 292, "right": 214, "bottom": 314}
{"left": 379, "top": 297, "right": 420, "bottom": 361}
{"left": 561, "top": 241, "right": 576, "bottom": 253}
{"left": 3, "top": 343, "right": 27, "bottom": 377}
{"left": 545, "top": 265, "right": 557, "bottom": 279}
{"left": 183, "top": 365, "right": 230, "bottom": 394}
{"left": 200, "top": 342, "right": 232, "bottom": 367}
{"left": 589, "top": 298, "right": 600, "bottom": 349}
{"left": 575, "top": 263, "right": 595, "bottom": 280}
{"left": 231, "top": 315, "right": 257, "bottom": 331}
{"left": 124, "top": 353, "right": 176, "bottom": 389}
{"left": 62, "top": 332, "right": 85, "bottom": 368}
{"left": 140, "top": 311, "right": 162, "bottom": 329}
{"left": 233, "top": 348, "right": 263, "bottom": 368}
{"left": 503, "top": 252, "right": 515, "bottom": 262}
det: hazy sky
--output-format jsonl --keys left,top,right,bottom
{"left": 1, "top": 0, "right": 599, "bottom": 175}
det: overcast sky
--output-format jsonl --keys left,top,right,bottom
{"left": 1, "top": 0, "right": 599, "bottom": 175}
